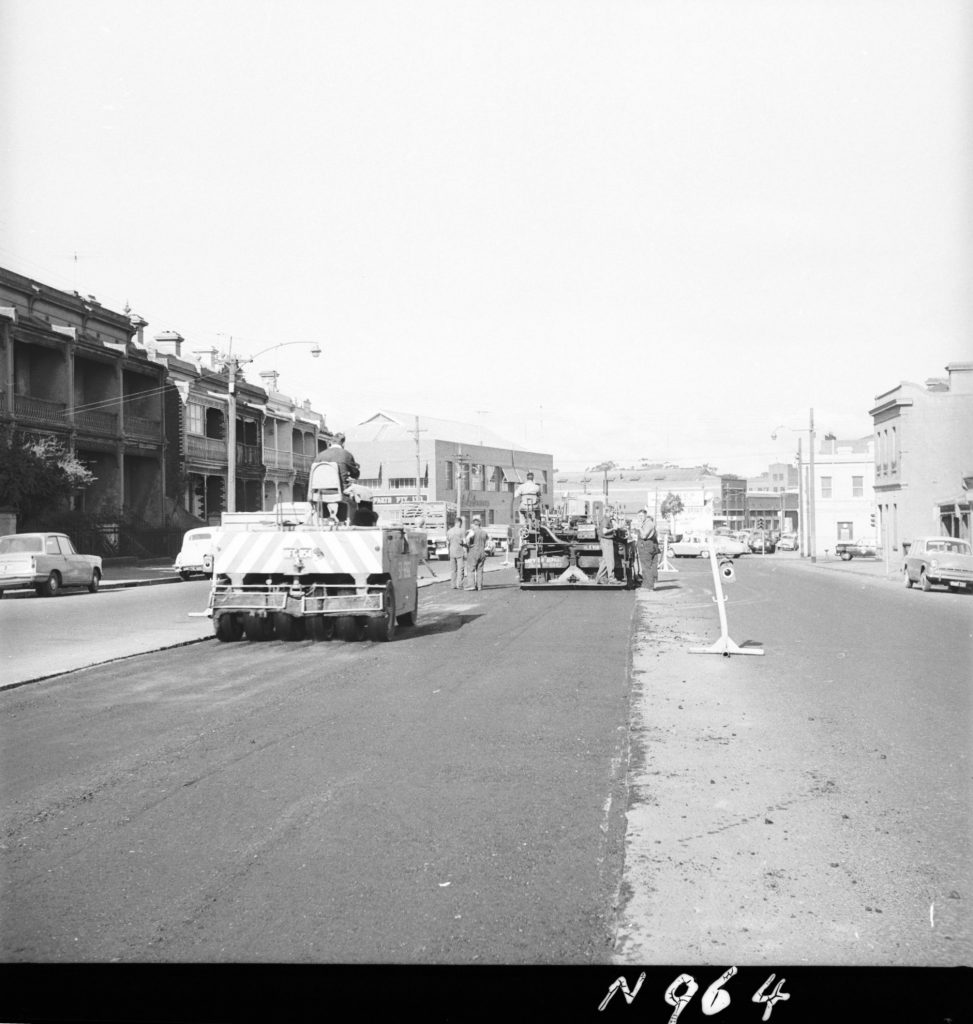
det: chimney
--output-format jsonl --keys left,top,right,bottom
{"left": 259, "top": 370, "right": 280, "bottom": 392}
{"left": 154, "top": 330, "right": 184, "bottom": 357}
{"left": 129, "top": 312, "right": 148, "bottom": 348}
{"left": 946, "top": 362, "right": 973, "bottom": 395}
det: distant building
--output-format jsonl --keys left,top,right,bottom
{"left": 747, "top": 462, "right": 798, "bottom": 494}
{"left": 553, "top": 465, "right": 729, "bottom": 533}
{"left": 870, "top": 362, "right": 973, "bottom": 549}
{"left": 346, "top": 411, "right": 553, "bottom": 526}
{"left": 0, "top": 266, "right": 166, "bottom": 526}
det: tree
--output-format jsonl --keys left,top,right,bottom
{"left": 659, "top": 491, "right": 684, "bottom": 535}
{"left": 0, "top": 428, "right": 96, "bottom": 529}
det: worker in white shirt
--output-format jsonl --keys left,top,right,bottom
{"left": 513, "top": 472, "right": 542, "bottom": 524}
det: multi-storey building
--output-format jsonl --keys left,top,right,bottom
{"left": 804, "top": 435, "right": 875, "bottom": 554}
{"left": 258, "top": 370, "right": 332, "bottom": 508}
{"left": 148, "top": 343, "right": 331, "bottom": 524}
{"left": 0, "top": 266, "right": 166, "bottom": 525}
{"left": 870, "top": 362, "right": 973, "bottom": 550}
{"left": 346, "top": 410, "right": 553, "bottom": 526}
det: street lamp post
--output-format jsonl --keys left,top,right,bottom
{"left": 771, "top": 409, "right": 817, "bottom": 561}
{"left": 217, "top": 340, "right": 321, "bottom": 513}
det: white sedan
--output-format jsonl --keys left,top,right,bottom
{"left": 669, "top": 533, "right": 747, "bottom": 558}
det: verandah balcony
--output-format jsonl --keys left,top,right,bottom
{"left": 13, "top": 394, "right": 68, "bottom": 426}
{"left": 263, "top": 446, "right": 294, "bottom": 471}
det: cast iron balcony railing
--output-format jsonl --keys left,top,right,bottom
{"left": 124, "top": 414, "right": 162, "bottom": 440}
{"left": 75, "top": 408, "right": 118, "bottom": 433}
{"left": 187, "top": 435, "right": 229, "bottom": 463}
{"left": 14, "top": 394, "right": 68, "bottom": 425}
{"left": 263, "top": 446, "right": 294, "bottom": 471}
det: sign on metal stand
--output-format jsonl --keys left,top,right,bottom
{"left": 689, "top": 536, "right": 763, "bottom": 657}
{"left": 658, "top": 534, "right": 678, "bottom": 574}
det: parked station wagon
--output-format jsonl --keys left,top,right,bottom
{"left": 903, "top": 536, "right": 973, "bottom": 593}
{"left": 0, "top": 532, "right": 103, "bottom": 597}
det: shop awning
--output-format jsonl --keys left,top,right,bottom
{"left": 382, "top": 460, "right": 426, "bottom": 481}
{"left": 501, "top": 467, "right": 526, "bottom": 483}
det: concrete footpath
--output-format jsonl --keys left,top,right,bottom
{"left": 101, "top": 550, "right": 902, "bottom": 588}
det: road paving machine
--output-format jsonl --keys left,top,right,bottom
{"left": 515, "top": 502, "right": 639, "bottom": 590}
{"left": 203, "top": 462, "right": 426, "bottom": 642}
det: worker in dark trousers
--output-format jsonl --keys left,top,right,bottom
{"left": 636, "top": 509, "right": 661, "bottom": 590}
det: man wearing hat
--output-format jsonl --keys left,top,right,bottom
{"left": 464, "top": 515, "right": 490, "bottom": 591}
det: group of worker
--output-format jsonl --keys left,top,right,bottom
{"left": 595, "top": 506, "right": 660, "bottom": 589}
{"left": 313, "top": 440, "right": 662, "bottom": 590}
{"left": 446, "top": 516, "right": 491, "bottom": 591}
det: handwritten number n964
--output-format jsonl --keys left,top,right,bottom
{"left": 598, "top": 968, "right": 790, "bottom": 1020}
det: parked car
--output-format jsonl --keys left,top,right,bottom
{"left": 748, "top": 531, "right": 777, "bottom": 554}
{"left": 174, "top": 527, "right": 217, "bottom": 580}
{"left": 669, "top": 533, "right": 747, "bottom": 558}
{"left": 0, "top": 532, "right": 103, "bottom": 597}
{"left": 777, "top": 532, "right": 799, "bottom": 551}
{"left": 834, "top": 538, "right": 878, "bottom": 560}
{"left": 903, "top": 536, "right": 973, "bottom": 592}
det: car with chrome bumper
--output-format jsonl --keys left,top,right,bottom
{"left": 834, "top": 538, "right": 878, "bottom": 560}
{"left": 174, "top": 527, "right": 217, "bottom": 580}
{"left": 669, "top": 533, "right": 747, "bottom": 558}
{"left": 0, "top": 532, "right": 103, "bottom": 597}
{"left": 904, "top": 536, "right": 973, "bottom": 592}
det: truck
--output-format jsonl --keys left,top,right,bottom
{"left": 204, "top": 491, "right": 426, "bottom": 643}
{"left": 377, "top": 501, "right": 456, "bottom": 561}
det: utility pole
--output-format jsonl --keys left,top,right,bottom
{"left": 797, "top": 435, "right": 805, "bottom": 557}
{"left": 808, "top": 408, "right": 817, "bottom": 563}
{"left": 226, "top": 347, "right": 239, "bottom": 514}
{"left": 455, "top": 450, "right": 470, "bottom": 527}
{"left": 411, "top": 416, "right": 427, "bottom": 500}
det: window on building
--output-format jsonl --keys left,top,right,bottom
{"left": 444, "top": 461, "right": 454, "bottom": 489}
{"left": 852, "top": 475, "right": 863, "bottom": 498}
{"left": 186, "top": 402, "right": 204, "bottom": 435}
{"left": 821, "top": 476, "right": 832, "bottom": 499}
{"left": 890, "top": 426, "right": 897, "bottom": 471}
{"left": 389, "top": 477, "right": 418, "bottom": 490}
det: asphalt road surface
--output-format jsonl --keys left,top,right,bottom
{"left": 0, "top": 556, "right": 969, "bottom": 973}
{"left": 0, "top": 571, "right": 634, "bottom": 963}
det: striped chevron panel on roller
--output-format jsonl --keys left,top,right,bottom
{"left": 215, "top": 529, "right": 386, "bottom": 576}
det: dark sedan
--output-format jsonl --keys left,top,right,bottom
{"left": 748, "top": 532, "right": 777, "bottom": 554}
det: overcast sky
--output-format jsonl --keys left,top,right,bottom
{"left": 2, "top": 0, "right": 969, "bottom": 475}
